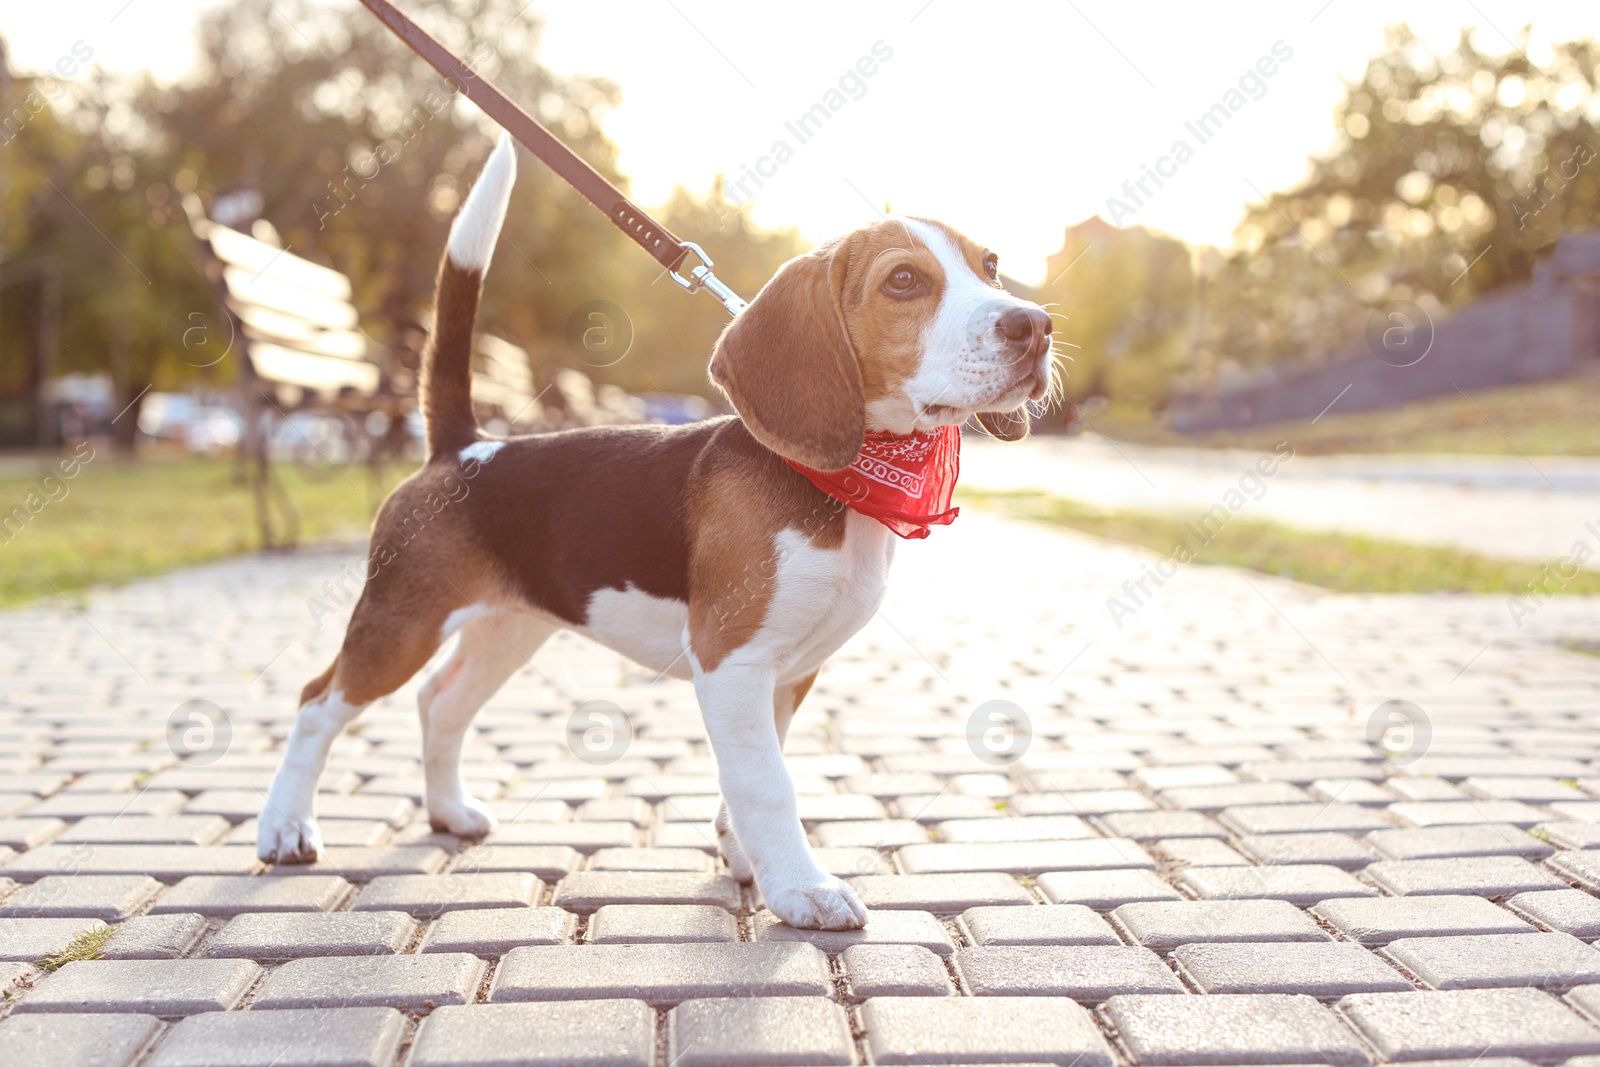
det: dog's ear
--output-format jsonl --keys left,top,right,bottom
{"left": 709, "top": 246, "right": 865, "bottom": 471}
{"left": 976, "top": 407, "right": 1032, "bottom": 442}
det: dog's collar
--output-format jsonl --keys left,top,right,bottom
{"left": 783, "top": 425, "right": 961, "bottom": 539}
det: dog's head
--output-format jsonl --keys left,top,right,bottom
{"left": 710, "top": 216, "right": 1060, "bottom": 470}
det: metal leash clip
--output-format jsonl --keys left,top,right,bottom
{"left": 668, "top": 242, "right": 748, "bottom": 317}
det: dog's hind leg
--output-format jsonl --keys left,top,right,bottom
{"left": 259, "top": 607, "right": 447, "bottom": 865}
{"left": 419, "top": 612, "right": 556, "bottom": 837}
{"left": 715, "top": 671, "right": 816, "bottom": 884}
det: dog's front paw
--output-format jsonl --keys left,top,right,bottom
{"left": 428, "top": 794, "right": 497, "bottom": 838}
{"left": 257, "top": 804, "right": 323, "bottom": 864}
{"left": 766, "top": 875, "right": 868, "bottom": 930}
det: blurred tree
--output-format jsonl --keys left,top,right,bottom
{"left": 1034, "top": 216, "right": 1195, "bottom": 420}
{"left": 1215, "top": 24, "right": 1600, "bottom": 381}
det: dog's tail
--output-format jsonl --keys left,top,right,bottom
{"left": 421, "top": 133, "right": 517, "bottom": 460}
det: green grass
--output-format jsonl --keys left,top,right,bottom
{"left": 965, "top": 489, "right": 1600, "bottom": 595}
{"left": 1094, "top": 376, "right": 1600, "bottom": 456}
{"left": 0, "top": 453, "right": 403, "bottom": 609}
{"left": 35, "top": 926, "right": 115, "bottom": 971}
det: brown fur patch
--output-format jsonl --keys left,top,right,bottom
{"left": 686, "top": 427, "right": 847, "bottom": 673}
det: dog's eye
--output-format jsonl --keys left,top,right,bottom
{"left": 983, "top": 253, "right": 999, "bottom": 281}
{"left": 884, "top": 265, "right": 920, "bottom": 295}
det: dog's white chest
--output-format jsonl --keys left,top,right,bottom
{"left": 735, "top": 510, "right": 894, "bottom": 680}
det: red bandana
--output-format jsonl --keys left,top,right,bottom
{"left": 784, "top": 425, "right": 961, "bottom": 539}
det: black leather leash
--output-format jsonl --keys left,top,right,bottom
{"left": 358, "top": 0, "right": 747, "bottom": 315}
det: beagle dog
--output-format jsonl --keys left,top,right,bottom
{"left": 258, "top": 135, "right": 1059, "bottom": 929}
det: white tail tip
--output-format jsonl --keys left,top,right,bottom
{"left": 447, "top": 133, "right": 517, "bottom": 273}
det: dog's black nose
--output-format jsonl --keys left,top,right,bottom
{"left": 998, "top": 307, "right": 1052, "bottom": 347}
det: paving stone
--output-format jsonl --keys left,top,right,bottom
{"left": 0, "top": 818, "right": 66, "bottom": 850}
{"left": 1508, "top": 889, "right": 1600, "bottom": 939}
{"left": 933, "top": 815, "right": 1098, "bottom": 844}
{"left": 146, "top": 1007, "right": 408, "bottom": 1067}
{"left": 0, "top": 875, "right": 165, "bottom": 920}
{"left": 956, "top": 945, "right": 1183, "bottom": 999}
{"left": 261, "top": 846, "right": 448, "bottom": 881}
{"left": 1382, "top": 931, "right": 1600, "bottom": 991}
{"left": 492, "top": 942, "right": 831, "bottom": 1006}
{"left": 1537, "top": 824, "right": 1600, "bottom": 850}
{"left": 1308, "top": 779, "right": 1396, "bottom": 806}
{"left": 1240, "top": 759, "right": 1385, "bottom": 784}
{"left": 896, "top": 838, "right": 1153, "bottom": 875}
{"left": 486, "top": 825, "right": 636, "bottom": 857}
{"left": 753, "top": 907, "right": 954, "bottom": 955}
{"left": 957, "top": 904, "right": 1119, "bottom": 946}
{"left": 551, "top": 871, "right": 739, "bottom": 913}
{"left": 1172, "top": 941, "right": 1413, "bottom": 996}
{"left": 148, "top": 875, "right": 352, "bottom": 916}
{"left": 1235, "top": 832, "right": 1379, "bottom": 869}
{"left": 16, "top": 959, "right": 261, "bottom": 1015}
{"left": 587, "top": 904, "right": 739, "bottom": 944}
{"left": 54, "top": 815, "right": 231, "bottom": 846}
{"left": 842, "top": 944, "right": 954, "bottom": 998}
{"left": 100, "top": 914, "right": 208, "bottom": 959}
{"left": 411, "top": 1000, "right": 655, "bottom": 1067}
{"left": 1153, "top": 838, "right": 1252, "bottom": 867}
{"left": 1178, "top": 863, "right": 1377, "bottom": 905}
{"left": 1386, "top": 776, "right": 1469, "bottom": 801}
{"left": 1036, "top": 868, "right": 1182, "bottom": 909}
{"left": 1311, "top": 895, "right": 1537, "bottom": 945}
{"left": 1339, "top": 988, "right": 1600, "bottom": 1059}
{"left": 586, "top": 847, "right": 713, "bottom": 871}
{"left": 0, "top": 1012, "right": 164, "bottom": 1067}
{"left": 207, "top": 911, "right": 416, "bottom": 959}
{"left": 1365, "top": 855, "right": 1567, "bottom": 896}
{"left": 1389, "top": 800, "right": 1549, "bottom": 828}
{"left": 189, "top": 791, "right": 413, "bottom": 826}
{"left": 349, "top": 872, "right": 540, "bottom": 918}
{"left": 847, "top": 872, "right": 1033, "bottom": 912}
{"left": 813, "top": 819, "right": 928, "bottom": 848}
{"left": 419, "top": 906, "right": 576, "bottom": 954}
{"left": 1548, "top": 851, "right": 1600, "bottom": 893}
{"left": 1464, "top": 776, "right": 1586, "bottom": 802}
{"left": 814, "top": 845, "right": 891, "bottom": 876}
{"left": 668, "top": 996, "right": 855, "bottom": 1067}
{"left": 1097, "top": 810, "right": 1227, "bottom": 840}
{"left": 860, "top": 996, "right": 1113, "bottom": 1065}
{"left": 575, "top": 797, "right": 655, "bottom": 826}
{"left": 0, "top": 916, "right": 110, "bottom": 961}
{"left": 448, "top": 845, "right": 579, "bottom": 879}
{"left": 1103, "top": 992, "right": 1371, "bottom": 1064}
{"left": 1011, "top": 793, "right": 1152, "bottom": 819}
{"left": 1365, "top": 823, "right": 1554, "bottom": 860}
{"left": 1219, "top": 803, "right": 1391, "bottom": 835}
{"left": 1111, "top": 900, "right": 1331, "bottom": 950}
{"left": 0, "top": 959, "right": 34, "bottom": 994}
{"left": 1159, "top": 782, "right": 1314, "bottom": 810}
{"left": 251, "top": 953, "right": 486, "bottom": 1010}
{"left": 24, "top": 791, "right": 186, "bottom": 819}
{"left": 1571, "top": 983, "right": 1600, "bottom": 1025}
{"left": 3, "top": 845, "right": 261, "bottom": 882}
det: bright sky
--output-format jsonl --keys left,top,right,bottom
{"left": 6, "top": 1, "right": 1595, "bottom": 283}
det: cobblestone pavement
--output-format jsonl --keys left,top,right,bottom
{"left": 963, "top": 435, "right": 1600, "bottom": 565}
{"left": 5, "top": 512, "right": 1600, "bottom": 1065}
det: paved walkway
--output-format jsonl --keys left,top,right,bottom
{"left": 4, "top": 513, "right": 1600, "bottom": 1065}
{"left": 963, "top": 435, "right": 1600, "bottom": 565}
